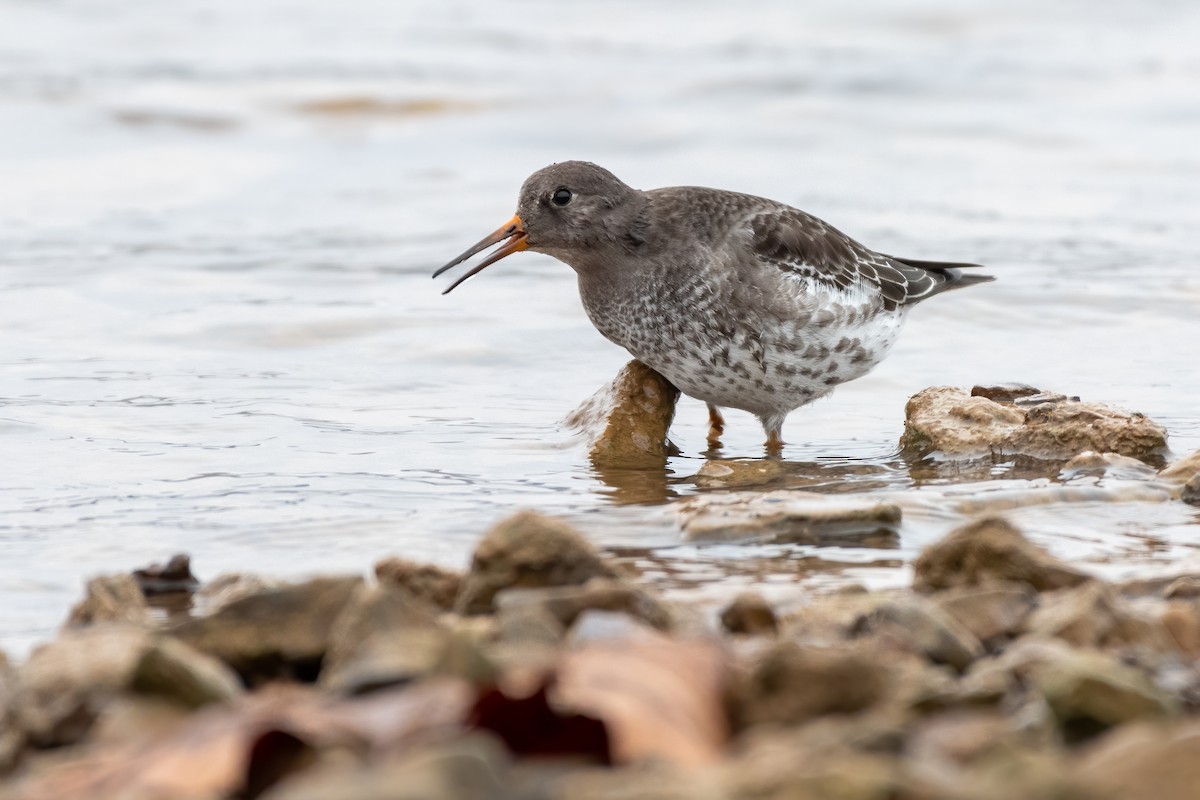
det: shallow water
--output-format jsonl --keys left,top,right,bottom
{"left": 2, "top": 0, "right": 1200, "bottom": 655}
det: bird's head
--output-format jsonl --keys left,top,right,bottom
{"left": 434, "top": 161, "right": 643, "bottom": 293}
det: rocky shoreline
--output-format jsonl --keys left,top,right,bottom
{"left": 2, "top": 375, "right": 1199, "bottom": 799}
{"left": 3, "top": 501, "right": 1200, "bottom": 798}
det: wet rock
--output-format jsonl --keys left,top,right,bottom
{"left": 933, "top": 582, "right": 1038, "bottom": 646}
{"left": 913, "top": 516, "right": 1090, "bottom": 593}
{"left": 133, "top": 553, "right": 200, "bottom": 595}
{"left": 851, "top": 596, "right": 983, "bottom": 671}
{"left": 1077, "top": 720, "right": 1200, "bottom": 800}
{"left": 901, "top": 385, "right": 1169, "bottom": 463}
{"left": 720, "top": 592, "right": 778, "bottom": 636}
{"left": 0, "top": 653, "right": 22, "bottom": 773}
{"left": 1025, "top": 581, "right": 1176, "bottom": 652}
{"left": 455, "top": 511, "right": 620, "bottom": 615}
{"left": 65, "top": 573, "right": 151, "bottom": 628}
{"left": 735, "top": 642, "right": 891, "bottom": 728}
{"left": 170, "top": 576, "right": 362, "bottom": 683}
{"left": 319, "top": 583, "right": 449, "bottom": 695}
{"left": 374, "top": 557, "right": 462, "bottom": 611}
{"left": 18, "top": 626, "right": 241, "bottom": 747}
{"left": 676, "top": 491, "right": 901, "bottom": 546}
{"left": 495, "top": 579, "right": 672, "bottom": 633}
{"left": 564, "top": 359, "right": 680, "bottom": 469}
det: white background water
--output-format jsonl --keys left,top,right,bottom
{"left": 2, "top": 0, "right": 1199, "bottom": 654}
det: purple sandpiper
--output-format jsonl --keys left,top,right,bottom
{"left": 434, "top": 161, "right": 992, "bottom": 452}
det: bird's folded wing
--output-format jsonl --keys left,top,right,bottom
{"left": 745, "top": 207, "right": 986, "bottom": 309}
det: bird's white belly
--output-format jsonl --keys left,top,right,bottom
{"left": 629, "top": 308, "right": 906, "bottom": 418}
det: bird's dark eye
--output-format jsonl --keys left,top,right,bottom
{"left": 552, "top": 188, "right": 572, "bottom": 206}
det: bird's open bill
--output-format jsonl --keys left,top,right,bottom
{"left": 432, "top": 214, "right": 528, "bottom": 294}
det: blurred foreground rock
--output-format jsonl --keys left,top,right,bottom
{"left": 9, "top": 512, "right": 1200, "bottom": 799}
{"left": 565, "top": 359, "right": 680, "bottom": 469}
{"left": 901, "top": 385, "right": 1169, "bottom": 463}
{"left": 455, "top": 510, "right": 621, "bottom": 614}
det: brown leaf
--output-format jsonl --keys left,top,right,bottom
{"left": 472, "top": 637, "right": 730, "bottom": 766}
{"left": 10, "top": 679, "right": 474, "bottom": 800}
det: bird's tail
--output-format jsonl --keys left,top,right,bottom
{"left": 887, "top": 255, "right": 995, "bottom": 297}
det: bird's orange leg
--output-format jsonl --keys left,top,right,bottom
{"left": 765, "top": 428, "right": 784, "bottom": 455}
{"left": 706, "top": 404, "right": 725, "bottom": 445}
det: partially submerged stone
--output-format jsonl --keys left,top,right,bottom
{"left": 676, "top": 491, "right": 901, "bottom": 546}
{"left": 564, "top": 359, "right": 680, "bottom": 469}
{"left": 455, "top": 511, "right": 620, "bottom": 615}
{"left": 913, "top": 516, "right": 1090, "bottom": 593}
{"left": 900, "top": 385, "right": 1169, "bottom": 463}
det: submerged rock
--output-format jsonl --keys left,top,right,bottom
{"left": 913, "top": 516, "right": 1090, "bottom": 593}
{"left": 455, "top": 511, "right": 620, "bottom": 615}
{"left": 676, "top": 491, "right": 901, "bottom": 546}
{"left": 565, "top": 359, "right": 680, "bottom": 469}
{"left": 900, "top": 385, "right": 1168, "bottom": 463}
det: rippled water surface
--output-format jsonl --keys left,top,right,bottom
{"left": 3, "top": 0, "right": 1200, "bottom": 654}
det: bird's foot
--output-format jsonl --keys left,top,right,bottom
{"left": 764, "top": 430, "right": 784, "bottom": 456}
{"left": 706, "top": 404, "right": 726, "bottom": 447}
